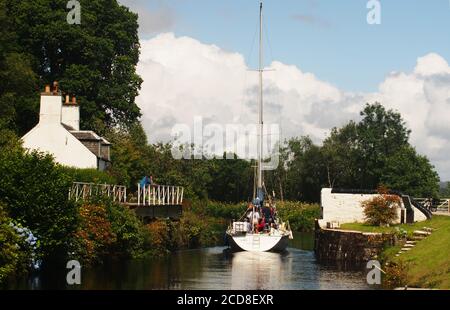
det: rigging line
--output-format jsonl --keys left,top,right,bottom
{"left": 263, "top": 14, "right": 275, "bottom": 66}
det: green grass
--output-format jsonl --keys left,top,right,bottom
{"left": 391, "top": 216, "right": 450, "bottom": 289}
{"left": 341, "top": 217, "right": 449, "bottom": 234}
{"left": 340, "top": 222, "right": 396, "bottom": 233}
{"left": 342, "top": 216, "right": 450, "bottom": 289}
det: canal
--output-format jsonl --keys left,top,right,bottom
{"left": 9, "top": 233, "right": 372, "bottom": 290}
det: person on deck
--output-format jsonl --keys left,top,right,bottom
{"left": 247, "top": 209, "right": 260, "bottom": 233}
{"left": 262, "top": 203, "right": 272, "bottom": 223}
{"left": 140, "top": 176, "right": 152, "bottom": 188}
{"left": 257, "top": 217, "right": 266, "bottom": 233}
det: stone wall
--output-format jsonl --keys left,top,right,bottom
{"left": 314, "top": 220, "right": 397, "bottom": 264}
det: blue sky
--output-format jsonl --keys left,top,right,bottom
{"left": 140, "top": 0, "right": 450, "bottom": 92}
{"left": 123, "top": 0, "right": 450, "bottom": 180}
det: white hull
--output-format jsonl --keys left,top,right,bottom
{"left": 227, "top": 233, "right": 290, "bottom": 252}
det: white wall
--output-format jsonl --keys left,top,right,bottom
{"left": 39, "top": 94, "right": 62, "bottom": 124}
{"left": 412, "top": 205, "right": 428, "bottom": 222}
{"left": 321, "top": 188, "right": 403, "bottom": 225}
{"left": 61, "top": 105, "right": 80, "bottom": 130}
{"left": 22, "top": 123, "right": 97, "bottom": 169}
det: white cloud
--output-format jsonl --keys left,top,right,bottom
{"left": 136, "top": 33, "right": 450, "bottom": 180}
{"left": 414, "top": 53, "right": 450, "bottom": 76}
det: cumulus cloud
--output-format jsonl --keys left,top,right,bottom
{"left": 136, "top": 34, "right": 450, "bottom": 180}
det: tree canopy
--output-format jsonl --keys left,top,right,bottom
{"left": 0, "top": 0, "right": 142, "bottom": 135}
{"left": 266, "top": 103, "right": 439, "bottom": 200}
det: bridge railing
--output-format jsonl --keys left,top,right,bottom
{"left": 68, "top": 182, "right": 127, "bottom": 203}
{"left": 137, "top": 184, "right": 184, "bottom": 206}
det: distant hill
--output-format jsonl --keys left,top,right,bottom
{"left": 440, "top": 182, "right": 449, "bottom": 189}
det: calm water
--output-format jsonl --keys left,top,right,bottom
{"left": 9, "top": 233, "right": 372, "bottom": 290}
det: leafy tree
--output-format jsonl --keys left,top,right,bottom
{"left": 206, "top": 154, "right": 253, "bottom": 203}
{"left": 105, "top": 123, "right": 151, "bottom": 189}
{"left": 441, "top": 183, "right": 450, "bottom": 198}
{"left": 356, "top": 103, "right": 410, "bottom": 188}
{"left": 381, "top": 145, "right": 440, "bottom": 197}
{"left": 0, "top": 1, "right": 39, "bottom": 135}
{"left": 283, "top": 137, "right": 326, "bottom": 202}
{"left": 3, "top": 0, "right": 142, "bottom": 132}
{"left": 264, "top": 141, "right": 289, "bottom": 201}
{"left": 322, "top": 122, "right": 359, "bottom": 188}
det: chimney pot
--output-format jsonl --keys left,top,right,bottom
{"left": 72, "top": 96, "right": 77, "bottom": 104}
{"left": 65, "top": 95, "right": 70, "bottom": 104}
{"left": 53, "top": 81, "right": 59, "bottom": 95}
{"left": 44, "top": 85, "right": 51, "bottom": 93}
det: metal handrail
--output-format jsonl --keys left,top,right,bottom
{"left": 68, "top": 182, "right": 127, "bottom": 203}
{"left": 137, "top": 184, "right": 184, "bottom": 206}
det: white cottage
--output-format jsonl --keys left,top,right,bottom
{"left": 22, "top": 83, "right": 111, "bottom": 170}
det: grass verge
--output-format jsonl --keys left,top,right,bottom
{"left": 342, "top": 216, "right": 450, "bottom": 289}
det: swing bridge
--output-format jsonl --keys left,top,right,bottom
{"left": 68, "top": 182, "right": 184, "bottom": 220}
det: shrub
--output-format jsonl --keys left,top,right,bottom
{"left": 106, "top": 201, "right": 148, "bottom": 258}
{"left": 0, "top": 147, "right": 78, "bottom": 260}
{"left": 61, "top": 167, "right": 117, "bottom": 185}
{"left": 177, "top": 210, "right": 224, "bottom": 249}
{"left": 362, "top": 187, "right": 401, "bottom": 226}
{"left": 145, "top": 220, "right": 174, "bottom": 256}
{"left": 0, "top": 204, "right": 36, "bottom": 285}
{"left": 191, "top": 200, "right": 245, "bottom": 220}
{"left": 276, "top": 202, "right": 321, "bottom": 232}
{"left": 72, "top": 203, "right": 116, "bottom": 264}
{"left": 383, "top": 261, "right": 408, "bottom": 289}
{"left": 71, "top": 198, "right": 149, "bottom": 263}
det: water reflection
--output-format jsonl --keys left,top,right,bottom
{"left": 230, "top": 251, "right": 291, "bottom": 290}
{"left": 8, "top": 233, "right": 372, "bottom": 290}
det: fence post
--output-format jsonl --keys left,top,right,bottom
{"left": 138, "top": 183, "right": 141, "bottom": 205}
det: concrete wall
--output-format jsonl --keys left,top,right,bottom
{"left": 321, "top": 188, "right": 403, "bottom": 224}
{"left": 321, "top": 188, "right": 427, "bottom": 225}
{"left": 22, "top": 123, "right": 98, "bottom": 169}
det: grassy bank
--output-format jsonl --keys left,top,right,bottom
{"left": 341, "top": 216, "right": 450, "bottom": 289}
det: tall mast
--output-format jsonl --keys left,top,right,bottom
{"left": 257, "top": 1, "right": 264, "bottom": 191}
